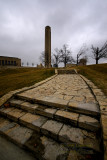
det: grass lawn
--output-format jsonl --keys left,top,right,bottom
{"left": 0, "top": 67, "right": 55, "bottom": 98}
{"left": 77, "top": 63, "right": 107, "bottom": 96}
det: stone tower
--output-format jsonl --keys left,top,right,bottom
{"left": 45, "top": 26, "right": 51, "bottom": 68}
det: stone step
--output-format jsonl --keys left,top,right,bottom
{"left": 0, "top": 104, "right": 101, "bottom": 152}
{"left": 56, "top": 69, "right": 77, "bottom": 74}
{"left": 9, "top": 99, "right": 100, "bottom": 132}
{"left": 0, "top": 117, "right": 101, "bottom": 160}
{"left": 0, "top": 117, "right": 33, "bottom": 148}
{"left": 16, "top": 94, "right": 100, "bottom": 118}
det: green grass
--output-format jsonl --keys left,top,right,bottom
{"left": 0, "top": 68, "right": 55, "bottom": 98}
{"left": 77, "top": 63, "right": 107, "bottom": 96}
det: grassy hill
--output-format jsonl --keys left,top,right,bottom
{"left": 78, "top": 63, "right": 107, "bottom": 96}
{"left": 0, "top": 68, "right": 55, "bottom": 98}
{"left": 0, "top": 64, "right": 107, "bottom": 98}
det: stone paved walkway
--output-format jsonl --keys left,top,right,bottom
{"left": 20, "top": 74, "right": 94, "bottom": 100}
{"left": 19, "top": 74, "right": 99, "bottom": 116}
{"left": 0, "top": 73, "right": 104, "bottom": 160}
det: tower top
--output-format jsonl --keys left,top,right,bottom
{"left": 45, "top": 26, "right": 51, "bottom": 29}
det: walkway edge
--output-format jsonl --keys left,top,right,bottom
{"left": 0, "top": 74, "right": 57, "bottom": 108}
{"left": 80, "top": 74, "right": 107, "bottom": 160}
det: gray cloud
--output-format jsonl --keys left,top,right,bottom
{"left": 0, "top": 0, "right": 107, "bottom": 66}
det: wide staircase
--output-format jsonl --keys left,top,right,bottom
{"left": 0, "top": 70, "right": 104, "bottom": 160}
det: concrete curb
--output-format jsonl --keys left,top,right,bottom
{"left": 0, "top": 74, "right": 57, "bottom": 108}
{"left": 80, "top": 74, "right": 107, "bottom": 160}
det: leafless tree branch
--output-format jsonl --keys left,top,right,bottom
{"left": 91, "top": 41, "right": 107, "bottom": 64}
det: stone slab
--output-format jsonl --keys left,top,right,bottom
{"left": 21, "top": 102, "right": 39, "bottom": 113}
{"left": 10, "top": 99, "right": 24, "bottom": 106}
{"left": 32, "top": 116, "right": 48, "bottom": 129}
{"left": 36, "top": 107, "right": 57, "bottom": 118}
{"left": 0, "top": 117, "right": 30, "bottom": 148}
{"left": 41, "top": 136, "right": 68, "bottom": 160}
{"left": 59, "top": 124, "right": 100, "bottom": 152}
{"left": 7, "top": 108, "right": 26, "bottom": 122}
{"left": 0, "top": 118, "right": 15, "bottom": 134}
{"left": 44, "top": 108, "right": 57, "bottom": 118}
{"left": 34, "top": 96, "right": 68, "bottom": 109}
{"left": 0, "top": 121, "right": 18, "bottom": 134}
{"left": 68, "top": 102, "right": 100, "bottom": 117}
{"left": 6, "top": 125, "right": 33, "bottom": 147}
{"left": 20, "top": 113, "right": 47, "bottom": 132}
{"left": 0, "top": 118, "right": 9, "bottom": 128}
{"left": 35, "top": 105, "right": 47, "bottom": 116}
{"left": 55, "top": 110, "right": 79, "bottom": 126}
{"left": 78, "top": 114, "right": 100, "bottom": 132}
{"left": 0, "top": 107, "right": 15, "bottom": 116}
{"left": 25, "top": 132, "right": 68, "bottom": 160}
{"left": 41, "top": 120, "right": 63, "bottom": 140}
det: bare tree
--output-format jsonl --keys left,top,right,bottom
{"left": 52, "top": 48, "right": 61, "bottom": 67}
{"left": 77, "top": 44, "right": 88, "bottom": 65}
{"left": 59, "top": 44, "right": 74, "bottom": 67}
{"left": 91, "top": 41, "right": 107, "bottom": 64}
{"left": 39, "top": 51, "right": 45, "bottom": 66}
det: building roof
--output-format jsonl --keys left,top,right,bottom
{"left": 0, "top": 56, "right": 21, "bottom": 60}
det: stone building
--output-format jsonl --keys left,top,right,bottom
{"left": 78, "top": 58, "right": 87, "bottom": 66}
{"left": 37, "top": 63, "right": 44, "bottom": 68}
{"left": 0, "top": 56, "right": 21, "bottom": 67}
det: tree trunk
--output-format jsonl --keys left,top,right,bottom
{"left": 96, "top": 49, "right": 99, "bottom": 64}
{"left": 64, "top": 58, "right": 66, "bottom": 67}
{"left": 96, "top": 58, "right": 98, "bottom": 64}
{"left": 77, "top": 55, "right": 79, "bottom": 65}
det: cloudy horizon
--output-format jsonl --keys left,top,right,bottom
{"left": 0, "top": 0, "right": 107, "bottom": 66}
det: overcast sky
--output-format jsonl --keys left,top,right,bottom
{"left": 0, "top": 0, "right": 107, "bottom": 66}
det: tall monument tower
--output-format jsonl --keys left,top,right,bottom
{"left": 45, "top": 26, "right": 51, "bottom": 68}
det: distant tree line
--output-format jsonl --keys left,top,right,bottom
{"left": 39, "top": 41, "right": 107, "bottom": 67}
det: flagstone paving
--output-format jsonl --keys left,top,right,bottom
{"left": 17, "top": 75, "right": 100, "bottom": 117}
{"left": 0, "top": 73, "right": 104, "bottom": 160}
